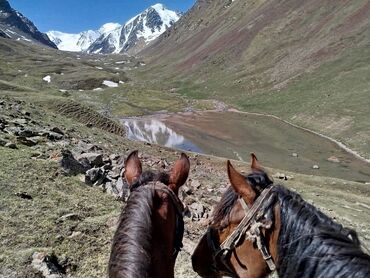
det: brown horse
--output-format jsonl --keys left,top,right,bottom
{"left": 192, "top": 154, "right": 370, "bottom": 277}
{"left": 109, "top": 150, "right": 190, "bottom": 278}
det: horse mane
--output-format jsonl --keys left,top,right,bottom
{"left": 273, "top": 185, "right": 370, "bottom": 277}
{"left": 108, "top": 170, "right": 170, "bottom": 277}
{"left": 211, "top": 170, "right": 273, "bottom": 228}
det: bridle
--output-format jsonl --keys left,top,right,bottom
{"left": 205, "top": 186, "right": 277, "bottom": 277}
{"left": 130, "top": 181, "right": 185, "bottom": 259}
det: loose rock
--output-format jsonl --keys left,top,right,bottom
{"left": 58, "top": 213, "right": 80, "bottom": 222}
{"left": 45, "top": 131, "right": 64, "bottom": 141}
{"left": 5, "top": 142, "right": 17, "bottom": 149}
{"left": 50, "top": 127, "right": 64, "bottom": 135}
{"left": 17, "top": 136, "right": 38, "bottom": 146}
{"left": 78, "top": 153, "right": 103, "bottom": 167}
{"left": 31, "top": 252, "right": 66, "bottom": 278}
{"left": 0, "top": 138, "right": 7, "bottom": 146}
{"left": 190, "top": 179, "right": 201, "bottom": 189}
{"left": 85, "top": 168, "right": 105, "bottom": 185}
{"left": 327, "top": 156, "right": 340, "bottom": 163}
{"left": 15, "top": 192, "right": 33, "bottom": 200}
{"left": 60, "top": 149, "right": 89, "bottom": 176}
{"left": 190, "top": 202, "right": 206, "bottom": 220}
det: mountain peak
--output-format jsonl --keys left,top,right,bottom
{"left": 0, "top": 0, "right": 57, "bottom": 48}
{"left": 99, "top": 22, "right": 121, "bottom": 34}
{"left": 0, "top": 0, "right": 12, "bottom": 13}
{"left": 47, "top": 3, "right": 181, "bottom": 54}
{"left": 151, "top": 3, "right": 165, "bottom": 11}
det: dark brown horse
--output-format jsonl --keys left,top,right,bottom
{"left": 109, "top": 150, "right": 190, "bottom": 278}
{"left": 192, "top": 154, "right": 370, "bottom": 277}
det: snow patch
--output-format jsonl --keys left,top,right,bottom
{"left": 102, "top": 80, "right": 119, "bottom": 88}
{"left": 43, "top": 75, "right": 51, "bottom": 83}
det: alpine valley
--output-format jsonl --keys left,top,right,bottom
{"left": 1, "top": 0, "right": 370, "bottom": 277}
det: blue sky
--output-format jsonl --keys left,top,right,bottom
{"left": 9, "top": 0, "right": 195, "bottom": 33}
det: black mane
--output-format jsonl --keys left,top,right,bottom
{"left": 273, "top": 185, "right": 370, "bottom": 278}
{"left": 108, "top": 170, "right": 170, "bottom": 277}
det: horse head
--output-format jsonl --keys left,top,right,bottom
{"left": 109, "top": 150, "right": 190, "bottom": 278}
{"left": 192, "top": 153, "right": 279, "bottom": 277}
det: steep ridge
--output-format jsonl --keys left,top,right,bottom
{"left": 144, "top": 0, "right": 370, "bottom": 82}
{"left": 0, "top": 0, "right": 56, "bottom": 48}
{"left": 140, "top": 0, "right": 370, "bottom": 158}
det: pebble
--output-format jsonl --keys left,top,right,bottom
{"left": 58, "top": 213, "right": 80, "bottom": 222}
{"left": 5, "top": 142, "right": 17, "bottom": 149}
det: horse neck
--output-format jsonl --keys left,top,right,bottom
{"left": 150, "top": 195, "right": 178, "bottom": 278}
{"left": 109, "top": 187, "right": 154, "bottom": 277}
{"left": 275, "top": 186, "right": 370, "bottom": 278}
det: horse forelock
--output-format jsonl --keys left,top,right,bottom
{"left": 130, "top": 170, "right": 170, "bottom": 191}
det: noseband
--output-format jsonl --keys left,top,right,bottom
{"left": 130, "top": 181, "right": 185, "bottom": 259}
{"left": 205, "top": 186, "right": 276, "bottom": 276}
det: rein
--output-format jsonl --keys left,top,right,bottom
{"left": 206, "top": 186, "right": 276, "bottom": 276}
{"left": 130, "top": 181, "right": 185, "bottom": 258}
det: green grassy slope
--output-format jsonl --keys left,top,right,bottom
{"left": 137, "top": 0, "right": 370, "bottom": 157}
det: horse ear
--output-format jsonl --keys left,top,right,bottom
{"left": 227, "top": 160, "right": 256, "bottom": 206}
{"left": 169, "top": 153, "right": 190, "bottom": 194}
{"left": 124, "top": 150, "right": 142, "bottom": 186}
{"left": 250, "top": 153, "right": 263, "bottom": 172}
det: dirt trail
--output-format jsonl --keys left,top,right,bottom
{"left": 227, "top": 108, "right": 370, "bottom": 165}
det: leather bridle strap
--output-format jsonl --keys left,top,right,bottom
{"left": 148, "top": 182, "right": 185, "bottom": 258}
{"left": 219, "top": 186, "right": 276, "bottom": 271}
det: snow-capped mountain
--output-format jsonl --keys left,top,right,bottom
{"left": 47, "top": 30, "right": 99, "bottom": 52}
{"left": 47, "top": 23, "right": 120, "bottom": 52}
{"left": 88, "top": 3, "right": 181, "bottom": 54}
{"left": 0, "top": 0, "right": 56, "bottom": 48}
{"left": 47, "top": 3, "right": 181, "bottom": 54}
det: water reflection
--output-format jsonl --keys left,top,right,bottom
{"left": 123, "top": 112, "right": 370, "bottom": 182}
{"left": 124, "top": 119, "right": 202, "bottom": 153}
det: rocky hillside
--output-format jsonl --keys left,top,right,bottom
{"left": 0, "top": 0, "right": 56, "bottom": 48}
{"left": 139, "top": 0, "right": 370, "bottom": 160}
{"left": 1, "top": 96, "right": 369, "bottom": 277}
{"left": 143, "top": 0, "right": 370, "bottom": 81}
